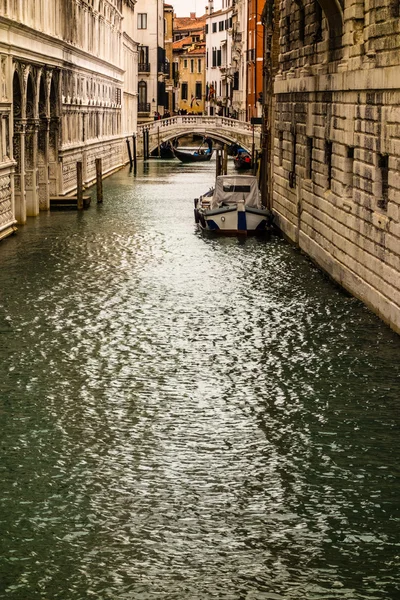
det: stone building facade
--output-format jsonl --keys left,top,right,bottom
{"left": 0, "top": 0, "right": 137, "bottom": 240}
{"left": 267, "top": 0, "right": 400, "bottom": 333}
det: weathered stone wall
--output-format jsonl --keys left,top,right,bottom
{"left": 272, "top": 0, "right": 400, "bottom": 333}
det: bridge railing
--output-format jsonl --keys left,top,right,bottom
{"left": 137, "top": 115, "right": 260, "bottom": 136}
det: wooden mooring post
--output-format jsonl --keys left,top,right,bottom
{"left": 77, "top": 161, "right": 83, "bottom": 210}
{"left": 223, "top": 145, "right": 228, "bottom": 175}
{"left": 126, "top": 138, "right": 133, "bottom": 168}
{"left": 132, "top": 134, "right": 137, "bottom": 174}
{"left": 96, "top": 158, "right": 103, "bottom": 203}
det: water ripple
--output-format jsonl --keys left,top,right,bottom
{"left": 0, "top": 161, "right": 399, "bottom": 599}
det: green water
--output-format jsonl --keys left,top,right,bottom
{"left": 0, "top": 159, "right": 399, "bottom": 599}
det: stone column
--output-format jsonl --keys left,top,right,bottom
{"left": 38, "top": 117, "right": 50, "bottom": 210}
{"left": 13, "top": 119, "right": 26, "bottom": 224}
{"left": 25, "top": 119, "right": 40, "bottom": 216}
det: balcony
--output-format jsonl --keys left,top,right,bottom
{"left": 138, "top": 63, "right": 150, "bottom": 73}
{"left": 138, "top": 102, "right": 150, "bottom": 113}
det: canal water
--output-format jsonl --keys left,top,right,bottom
{"left": 0, "top": 157, "right": 399, "bottom": 600}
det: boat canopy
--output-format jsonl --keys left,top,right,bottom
{"left": 211, "top": 175, "right": 262, "bottom": 209}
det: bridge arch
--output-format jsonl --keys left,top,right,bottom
{"left": 137, "top": 116, "right": 260, "bottom": 157}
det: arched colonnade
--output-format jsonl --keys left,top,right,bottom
{"left": 12, "top": 61, "right": 59, "bottom": 223}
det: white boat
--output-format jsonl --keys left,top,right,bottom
{"left": 194, "top": 174, "right": 271, "bottom": 234}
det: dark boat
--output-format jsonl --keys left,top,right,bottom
{"left": 173, "top": 147, "right": 213, "bottom": 163}
{"left": 234, "top": 150, "right": 252, "bottom": 171}
{"left": 173, "top": 137, "right": 213, "bottom": 163}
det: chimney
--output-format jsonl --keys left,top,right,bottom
{"left": 190, "top": 12, "right": 196, "bottom": 18}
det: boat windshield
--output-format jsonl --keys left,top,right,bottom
{"left": 211, "top": 176, "right": 261, "bottom": 209}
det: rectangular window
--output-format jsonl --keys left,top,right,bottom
{"left": 190, "top": 59, "right": 194, "bottom": 73}
{"left": 198, "top": 59, "right": 201, "bottom": 73}
{"left": 212, "top": 22, "right": 217, "bottom": 33}
{"left": 391, "top": 0, "right": 400, "bottom": 18}
{"left": 137, "top": 13, "right": 147, "bottom": 29}
{"left": 219, "top": 21, "right": 224, "bottom": 31}
{"left": 377, "top": 154, "right": 389, "bottom": 210}
{"left": 183, "top": 59, "right": 187, "bottom": 69}
{"left": 195, "top": 82, "right": 202, "bottom": 99}
{"left": 233, "top": 71, "right": 239, "bottom": 91}
{"left": 344, "top": 146, "right": 354, "bottom": 196}
{"left": 289, "top": 132, "right": 296, "bottom": 188}
{"left": 212, "top": 49, "right": 216, "bottom": 67}
{"left": 306, "top": 137, "right": 313, "bottom": 179}
{"left": 217, "top": 48, "right": 221, "bottom": 66}
{"left": 205, "top": 24, "right": 209, "bottom": 34}
{"left": 325, "top": 140, "right": 333, "bottom": 189}
{"left": 181, "top": 82, "right": 188, "bottom": 100}
{"left": 278, "top": 131, "right": 284, "bottom": 166}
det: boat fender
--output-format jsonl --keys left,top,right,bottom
{"left": 194, "top": 198, "right": 198, "bottom": 207}
{"left": 199, "top": 213, "right": 206, "bottom": 228}
{"left": 194, "top": 208, "right": 200, "bottom": 223}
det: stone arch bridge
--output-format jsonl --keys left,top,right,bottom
{"left": 136, "top": 116, "right": 261, "bottom": 156}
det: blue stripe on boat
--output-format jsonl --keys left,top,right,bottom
{"left": 237, "top": 210, "right": 247, "bottom": 231}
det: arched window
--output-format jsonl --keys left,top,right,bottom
{"left": 138, "top": 80, "right": 147, "bottom": 111}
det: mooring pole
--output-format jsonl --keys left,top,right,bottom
{"left": 126, "top": 138, "right": 133, "bottom": 167}
{"left": 132, "top": 134, "right": 137, "bottom": 174}
{"left": 144, "top": 129, "right": 149, "bottom": 159}
{"left": 223, "top": 145, "right": 228, "bottom": 175}
{"left": 216, "top": 148, "right": 221, "bottom": 178}
{"left": 77, "top": 161, "right": 83, "bottom": 210}
{"left": 96, "top": 158, "right": 103, "bottom": 203}
{"left": 157, "top": 126, "right": 160, "bottom": 157}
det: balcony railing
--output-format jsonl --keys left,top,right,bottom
{"left": 138, "top": 63, "right": 150, "bottom": 72}
{"left": 138, "top": 102, "right": 150, "bottom": 113}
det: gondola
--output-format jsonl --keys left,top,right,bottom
{"left": 234, "top": 150, "right": 252, "bottom": 171}
{"left": 173, "top": 147, "right": 213, "bottom": 163}
{"left": 173, "top": 137, "right": 213, "bottom": 163}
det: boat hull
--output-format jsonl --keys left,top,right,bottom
{"left": 174, "top": 148, "right": 213, "bottom": 163}
{"left": 196, "top": 206, "right": 269, "bottom": 234}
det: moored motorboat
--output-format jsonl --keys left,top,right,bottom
{"left": 194, "top": 174, "right": 272, "bottom": 234}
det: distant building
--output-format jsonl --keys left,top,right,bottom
{"left": 231, "top": 0, "right": 248, "bottom": 122}
{"left": 164, "top": 3, "right": 174, "bottom": 114}
{"left": 205, "top": 0, "right": 234, "bottom": 117}
{"left": 135, "top": 0, "right": 166, "bottom": 122}
{"left": 173, "top": 13, "right": 206, "bottom": 115}
{"left": 246, "top": 0, "right": 263, "bottom": 121}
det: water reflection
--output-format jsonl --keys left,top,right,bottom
{"left": 0, "top": 159, "right": 399, "bottom": 599}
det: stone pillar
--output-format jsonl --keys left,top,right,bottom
{"left": 38, "top": 117, "right": 50, "bottom": 210}
{"left": 25, "top": 119, "right": 40, "bottom": 216}
{"left": 13, "top": 119, "right": 26, "bottom": 224}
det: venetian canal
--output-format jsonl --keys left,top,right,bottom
{"left": 0, "top": 157, "right": 399, "bottom": 600}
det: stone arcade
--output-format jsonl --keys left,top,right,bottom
{"left": 0, "top": 0, "right": 137, "bottom": 239}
